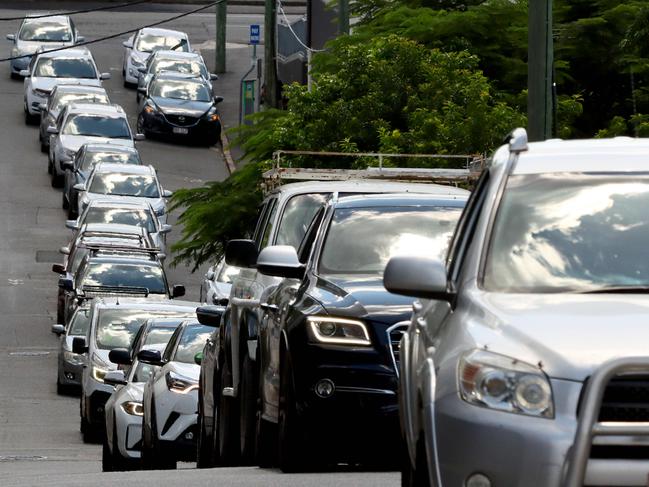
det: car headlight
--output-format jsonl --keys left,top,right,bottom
{"left": 458, "top": 349, "right": 554, "bottom": 418}
{"left": 91, "top": 354, "right": 109, "bottom": 383}
{"left": 63, "top": 350, "right": 85, "bottom": 366}
{"left": 32, "top": 88, "right": 49, "bottom": 98}
{"left": 63, "top": 148, "right": 77, "bottom": 159}
{"left": 154, "top": 205, "right": 165, "bottom": 216}
{"left": 144, "top": 104, "right": 157, "bottom": 114}
{"left": 121, "top": 401, "right": 143, "bottom": 416}
{"left": 204, "top": 109, "right": 220, "bottom": 122}
{"left": 165, "top": 371, "right": 198, "bottom": 394}
{"left": 307, "top": 316, "right": 371, "bottom": 346}
{"left": 130, "top": 55, "right": 145, "bottom": 68}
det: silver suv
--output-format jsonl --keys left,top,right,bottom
{"left": 385, "top": 129, "right": 649, "bottom": 487}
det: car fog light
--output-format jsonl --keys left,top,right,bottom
{"left": 466, "top": 473, "right": 491, "bottom": 487}
{"left": 314, "top": 379, "right": 335, "bottom": 398}
{"left": 185, "top": 431, "right": 194, "bottom": 440}
{"left": 319, "top": 322, "right": 336, "bottom": 336}
{"left": 65, "top": 372, "right": 74, "bottom": 380}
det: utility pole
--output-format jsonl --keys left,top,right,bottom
{"left": 263, "top": 0, "right": 278, "bottom": 107}
{"left": 527, "top": 0, "right": 553, "bottom": 141}
{"left": 338, "top": 0, "right": 349, "bottom": 35}
{"left": 215, "top": 0, "right": 227, "bottom": 73}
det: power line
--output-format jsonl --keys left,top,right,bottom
{"left": 0, "top": 0, "right": 153, "bottom": 22}
{"left": 0, "top": 0, "right": 224, "bottom": 62}
{"left": 276, "top": 0, "right": 325, "bottom": 53}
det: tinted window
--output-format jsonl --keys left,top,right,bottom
{"left": 84, "top": 207, "right": 156, "bottom": 233}
{"left": 319, "top": 206, "right": 463, "bottom": 275}
{"left": 63, "top": 115, "right": 131, "bottom": 138}
{"left": 80, "top": 150, "right": 141, "bottom": 171}
{"left": 173, "top": 324, "right": 213, "bottom": 363}
{"left": 275, "top": 194, "right": 327, "bottom": 249}
{"left": 136, "top": 34, "right": 188, "bottom": 53}
{"left": 35, "top": 58, "right": 96, "bottom": 78}
{"left": 68, "top": 308, "right": 90, "bottom": 336}
{"left": 89, "top": 173, "right": 160, "bottom": 197}
{"left": 484, "top": 173, "right": 649, "bottom": 293}
{"left": 52, "top": 92, "right": 109, "bottom": 113}
{"left": 19, "top": 21, "right": 72, "bottom": 42}
{"left": 149, "top": 79, "right": 211, "bottom": 102}
{"left": 82, "top": 262, "right": 167, "bottom": 294}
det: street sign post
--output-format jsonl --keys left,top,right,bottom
{"left": 250, "top": 24, "right": 260, "bottom": 45}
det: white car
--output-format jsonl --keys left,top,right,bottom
{"left": 48, "top": 104, "right": 142, "bottom": 188}
{"left": 200, "top": 259, "right": 238, "bottom": 305}
{"left": 67, "top": 200, "right": 172, "bottom": 255}
{"left": 74, "top": 298, "right": 201, "bottom": 442}
{"left": 140, "top": 320, "right": 214, "bottom": 469}
{"left": 7, "top": 14, "right": 83, "bottom": 79}
{"left": 23, "top": 47, "right": 109, "bottom": 124}
{"left": 76, "top": 163, "right": 172, "bottom": 225}
{"left": 103, "top": 317, "right": 187, "bottom": 471}
{"left": 122, "top": 28, "right": 191, "bottom": 86}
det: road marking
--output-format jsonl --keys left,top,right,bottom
{"left": 0, "top": 455, "right": 47, "bottom": 461}
{"left": 9, "top": 351, "right": 50, "bottom": 357}
{"left": 7, "top": 279, "right": 24, "bottom": 286}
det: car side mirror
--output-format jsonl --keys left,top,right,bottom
{"left": 225, "top": 239, "right": 257, "bottom": 268}
{"left": 62, "top": 160, "right": 74, "bottom": 171}
{"left": 108, "top": 348, "right": 132, "bottom": 366}
{"left": 196, "top": 306, "right": 224, "bottom": 327}
{"left": 52, "top": 263, "right": 66, "bottom": 274}
{"left": 51, "top": 324, "right": 65, "bottom": 335}
{"left": 137, "top": 67, "right": 147, "bottom": 74}
{"left": 210, "top": 73, "right": 218, "bottom": 81}
{"left": 59, "top": 246, "right": 70, "bottom": 255}
{"left": 47, "top": 126, "right": 58, "bottom": 135}
{"left": 159, "top": 224, "right": 172, "bottom": 234}
{"left": 19, "top": 69, "right": 30, "bottom": 77}
{"left": 6, "top": 34, "right": 15, "bottom": 41}
{"left": 76, "top": 35, "right": 86, "bottom": 43}
{"left": 72, "top": 337, "right": 88, "bottom": 354}
{"left": 73, "top": 183, "right": 86, "bottom": 192}
{"left": 122, "top": 40, "right": 133, "bottom": 48}
{"left": 256, "top": 245, "right": 305, "bottom": 279}
{"left": 99, "top": 72, "right": 111, "bottom": 81}
{"left": 205, "top": 269, "right": 215, "bottom": 281}
{"left": 137, "top": 349, "right": 163, "bottom": 366}
{"left": 58, "top": 276, "right": 74, "bottom": 291}
{"left": 214, "top": 95, "right": 224, "bottom": 104}
{"left": 65, "top": 220, "right": 79, "bottom": 230}
{"left": 103, "top": 370, "right": 127, "bottom": 387}
{"left": 172, "top": 284, "right": 185, "bottom": 298}
{"left": 383, "top": 256, "right": 452, "bottom": 301}
{"left": 194, "top": 352, "right": 203, "bottom": 365}
{"left": 134, "top": 133, "right": 145, "bottom": 141}
{"left": 162, "top": 189, "right": 173, "bottom": 198}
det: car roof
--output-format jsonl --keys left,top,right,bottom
{"left": 143, "top": 317, "right": 189, "bottom": 328}
{"left": 79, "top": 223, "right": 147, "bottom": 235}
{"left": 52, "top": 85, "right": 107, "bottom": 95}
{"left": 334, "top": 192, "right": 468, "bottom": 209}
{"left": 24, "top": 14, "right": 68, "bottom": 23}
{"left": 150, "top": 50, "right": 201, "bottom": 61}
{"left": 81, "top": 143, "right": 138, "bottom": 154}
{"left": 37, "top": 47, "right": 91, "bottom": 59}
{"left": 510, "top": 137, "right": 649, "bottom": 175}
{"left": 86, "top": 199, "right": 152, "bottom": 211}
{"left": 266, "top": 180, "right": 470, "bottom": 199}
{"left": 139, "top": 27, "right": 188, "bottom": 38}
{"left": 92, "top": 163, "right": 154, "bottom": 175}
{"left": 67, "top": 103, "right": 125, "bottom": 116}
{"left": 93, "top": 297, "right": 200, "bottom": 310}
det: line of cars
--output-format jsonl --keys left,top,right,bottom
{"left": 7, "top": 13, "right": 225, "bottom": 472}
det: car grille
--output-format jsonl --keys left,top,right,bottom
{"left": 386, "top": 322, "right": 409, "bottom": 377}
{"left": 598, "top": 375, "right": 649, "bottom": 422}
{"left": 163, "top": 114, "right": 199, "bottom": 127}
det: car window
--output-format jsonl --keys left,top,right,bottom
{"left": 89, "top": 173, "right": 160, "bottom": 197}
{"left": 163, "top": 328, "right": 181, "bottom": 362}
{"left": 252, "top": 200, "right": 271, "bottom": 245}
{"left": 152, "top": 59, "right": 205, "bottom": 78}
{"left": 84, "top": 207, "right": 157, "bottom": 233}
{"left": 34, "top": 57, "right": 96, "bottom": 78}
{"left": 149, "top": 79, "right": 211, "bottom": 102}
{"left": 80, "top": 150, "right": 141, "bottom": 171}
{"left": 19, "top": 21, "right": 72, "bottom": 42}
{"left": 260, "top": 199, "right": 278, "bottom": 249}
{"left": 131, "top": 361, "right": 157, "bottom": 383}
{"left": 217, "top": 264, "right": 240, "bottom": 284}
{"left": 275, "top": 193, "right": 328, "bottom": 249}
{"left": 67, "top": 308, "right": 90, "bottom": 336}
{"left": 82, "top": 262, "right": 168, "bottom": 295}
{"left": 52, "top": 92, "right": 109, "bottom": 114}
{"left": 62, "top": 115, "right": 131, "bottom": 139}
{"left": 135, "top": 34, "right": 188, "bottom": 53}
{"left": 173, "top": 324, "right": 213, "bottom": 364}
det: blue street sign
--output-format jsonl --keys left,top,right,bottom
{"left": 250, "top": 24, "right": 260, "bottom": 45}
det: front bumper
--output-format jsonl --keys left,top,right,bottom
{"left": 58, "top": 352, "right": 84, "bottom": 387}
{"left": 156, "top": 389, "right": 198, "bottom": 460}
{"left": 141, "top": 111, "right": 221, "bottom": 142}
{"left": 115, "top": 407, "right": 143, "bottom": 459}
{"left": 84, "top": 386, "right": 113, "bottom": 426}
{"left": 11, "top": 55, "right": 30, "bottom": 74}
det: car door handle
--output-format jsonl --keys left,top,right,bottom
{"left": 260, "top": 303, "right": 279, "bottom": 313}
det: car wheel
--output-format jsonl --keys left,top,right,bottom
{"left": 24, "top": 100, "right": 36, "bottom": 125}
{"left": 239, "top": 352, "right": 258, "bottom": 464}
{"left": 256, "top": 412, "right": 276, "bottom": 468}
{"left": 136, "top": 115, "right": 147, "bottom": 138}
{"left": 196, "top": 388, "right": 214, "bottom": 468}
{"left": 278, "top": 353, "right": 310, "bottom": 473}
{"left": 56, "top": 379, "right": 70, "bottom": 396}
{"left": 111, "top": 418, "right": 136, "bottom": 471}
{"left": 51, "top": 170, "right": 64, "bottom": 188}
{"left": 402, "top": 436, "right": 429, "bottom": 487}
{"left": 10, "top": 71, "right": 20, "bottom": 80}
{"left": 212, "top": 362, "right": 240, "bottom": 466}
{"left": 67, "top": 201, "right": 77, "bottom": 220}
{"left": 62, "top": 191, "right": 69, "bottom": 210}
{"left": 149, "top": 401, "right": 176, "bottom": 470}
{"left": 81, "top": 415, "right": 97, "bottom": 444}
{"left": 40, "top": 140, "right": 48, "bottom": 153}
{"left": 102, "top": 433, "right": 114, "bottom": 472}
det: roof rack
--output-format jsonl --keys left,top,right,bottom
{"left": 80, "top": 285, "right": 149, "bottom": 299}
{"left": 262, "top": 150, "right": 484, "bottom": 193}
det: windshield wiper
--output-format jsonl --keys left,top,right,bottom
{"left": 578, "top": 286, "right": 649, "bottom": 294}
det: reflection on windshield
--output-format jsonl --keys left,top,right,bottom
{"left": 319, "top": 206, "right": 462, "bottom": 275}
{"left": 84, "top": 208, "right": 156, "bottom": 233}
{"left": 132, "top": 361, "right": 156, "bottom": 382}
{"left": 152, "top": 59, "right": 206, "bottom": 78}
{"left": 174, "top": 324, "right": 212, "bottom": 363}
{"left": 484, "top": 173, "right": 649, "bottom": 293}
{"left": 136, "top": 34, "right": 188, "bottom": 53}
{"left": 63, "top": 115, "right": 131, "bottom": 138}
{"left": 68, "top": 308, "right": 90, "bottom": 336}
{"left": 82, "top": 262, "right": 167, "bottom": 294}
{"left": 53, "top": 93, "right": 109, "bottom": 113}
{"left": 19, "top": 21, "right": 72, "bottom": 42}
{"left": 89, "top": 173, "right": 159, "bottom": 197}
{"left": 218, "top": 264, "right": 239, "bottom": 284}
{"left": 149, "top": 80, "right": 211, "bottom": 102}
{"left": 81, "top": 151, "right": 141, "bottom": 171}
{"left": 35, "top": 58, "right": 96, "bottom": 78}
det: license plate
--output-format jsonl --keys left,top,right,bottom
{"left": 173, "top": 127, "right": 189, "bottom": 135}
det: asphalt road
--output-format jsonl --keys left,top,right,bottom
{"left": 0, "top": 4, "right": 398, "bottom": 486}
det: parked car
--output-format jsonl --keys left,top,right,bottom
{"left": 136, "top": 72, "right": 223, "bottom": 146}
{"left": 22, "top": 47, "right": 109, "bottom": 124}
{"left": 62, "top": 144, "right": 142, "bottom": 218}
{"left": 66, "top": 200, "right": 172, "bottom": 254}
{"left": 48, "top": 103, "right": 141, "bottom": 188}
{"left": 51, "top": 304, "right": 90, "bottom": 394}
{"left": 136, "top": 50, "right": 216, "bottom": 103}
{"left": 196, "top": 180, "right": 468, "bottom": 467}
{"left": 74, "top": 298, "right": 201, "bottom": 442}
{"left": 75, "top": 163, "right": 172, "bottom": 224}
{"left": 140, "top": 320, "right": 218, "bottom": 469}
{"left": 384, "top": 129, "right": 649, "bottom": 487}
{"left": 200, "top": 259, "right": 238, "bottom": 305}
{"left": 7, "top": 14, "right": 83, "bottom": 79}
{"left": 39, "top": 85, "right": 109, "bottom": 153}
{"left": 122, "top": 28, "right": 191, "bottom": 86}
{"left": 103, "top": 317, "right": 190, "bottom": 471}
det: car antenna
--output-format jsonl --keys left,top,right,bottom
{"left": 116, "top": 295, "right": 120, "bottom": 305}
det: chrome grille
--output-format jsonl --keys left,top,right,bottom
{"left": 164, "top": 114, "right": 199, "bottom": 127}
{"left": 386, "top": 322, "right": 409, "bottom": 377}
{"left": 599, "top": 375, "right": 649, "bottom": 422}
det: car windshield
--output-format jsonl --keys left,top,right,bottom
{"left": 52, "top": 93, "right": 109, "bottom": 113}
{"left": 152, "top": 59, "right": 206, "bottom": 78}
{"left": 173, "top": 324, "right": 213, "bottom": 364}
{"left": 319, "top": 206, "right": 463, "bottom": 275}
{"left": 95, "top": 309, "right": 193, "bottom": 350}
{"left": 67, "top": 308, "right": 90, "bottom": 336}
{"left": 62, "top": 115, "right": 131, "bottom": 139}
{"left": 83, "top": 207, "right": 156, "bottom": 233}
{"left": 19, "top": 21, "right": 72, "bottom": 42}
{"left": 89, "top": 173, "right": 160, "bottom": 197}
{"left": 34, "top": 58, "right": 96, "bottom": 78}
{"left": 80, "top": 151, "right": 141, "bottom": 171}
{"left": 136, "top": 34, "right": 188, "bottom": 53}
{"left": 149, "top": 79, "right": 211, "bottom": 102}
{"left": 82, "top": 262, "right": 167, "bottom": 295}
{"left": 484, "top": 173, "right": 649, "bottom": 293}
{"left": 218, "top": 264, "right": 239, "bottom": 284}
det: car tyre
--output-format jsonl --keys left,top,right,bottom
{"left": 51, "top": 170, "right": 64, "bottom": 188}
{"left": 24, "top": 100, "right": 37, "bottom": 125}
{"left": 68, "top": 201, "right": 77, "bottom": 220}
{"left": 102, "top": 433, "right": 114, "bottom": 472}
{"left": 196, "top": 388, "right": 214, "bottom": 468}
{"left": 212, "top": 362, "right": 239, "bottom": 466}
{"left": 144, "top": 401, "right": 176, "bottom": 470}
{"left": 62, "top": 191, "right": 69, "bottom": 210}
{"left": 401, "top": 436, "right": 429, "bottom": 487}
{"left": 81, "top": 415, "right": 98, "bottom": 444}
{"left": 239, "top": 352, "right": 258, "bottom": 464}
{"left": 278, "top": 353, "right": 310, "bottom": 473}
{"left": 136, "top": 114, "right": 148, "bottom": 138}
{"left": 256, "top": 413, "right": 276, "bottom": 468}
